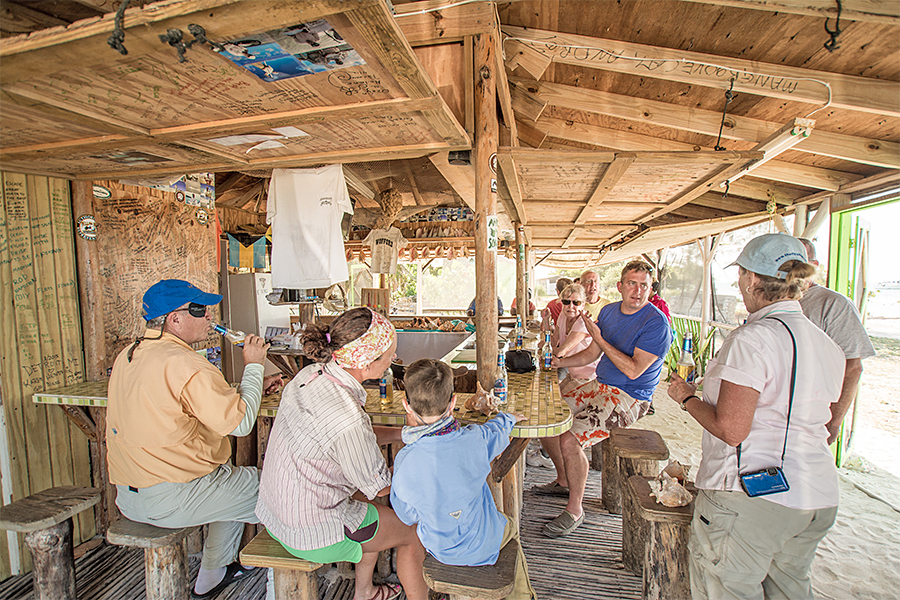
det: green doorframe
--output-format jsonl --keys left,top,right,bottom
{"left": 827, "top": 196, "right": 898, "bottom": 466}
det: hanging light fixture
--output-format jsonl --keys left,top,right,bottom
{"left": 721, "top": 117, "right": 815, "bottom": 188}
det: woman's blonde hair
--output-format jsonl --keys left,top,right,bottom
{"left": 561, "top": 283, "right": 586, "bottom": 301}
{"left": 743, "top": 260, "right": 816, "bottom": 302}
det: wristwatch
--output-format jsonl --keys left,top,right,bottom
{"left": 681, "top": 394, "right": 699, "bottom": 411}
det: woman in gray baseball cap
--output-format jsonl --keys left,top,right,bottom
{"left": 667, "top": 233, "right": 845, "bottom": 599}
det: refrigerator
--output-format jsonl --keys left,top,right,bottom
{"left": 221, "top": 272, "right": 295, "bottom": 383}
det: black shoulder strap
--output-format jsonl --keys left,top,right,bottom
{"left": 736, "top": 316, "right": 797, "bottom": 471}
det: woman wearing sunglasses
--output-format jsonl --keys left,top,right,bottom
{"left": 549, "top": 284, "right": 599, "bottom": 377}
{"left": 534, "top": 284, "right": 600, "bottom": 490}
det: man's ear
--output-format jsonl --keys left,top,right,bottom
{"left": 616, "top": 280, "right": 623, "bottom": 294}
{"left": 448, "top": 394, "right": 458, "bottom": 412}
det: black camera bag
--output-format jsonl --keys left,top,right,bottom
{"left": 505, "top": 349, "right": 535, "bottom": 373}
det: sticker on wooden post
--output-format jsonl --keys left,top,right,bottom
{"left": 487, "top": 215, "right": 499, "bottom": 251}
{"left": 77, "top": 215, "right": 97, "bottom": 241}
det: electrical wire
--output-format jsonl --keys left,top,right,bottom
{"left": 394, "top": 0, "right": 490, "bottom": 17}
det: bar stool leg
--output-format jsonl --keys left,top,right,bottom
{"left": 145, "top": 538, "right": 189, "bottom": 600}
{"left": 273, "top": 568, "right": 317, "bottom": 600}
{"left": 600, "top": 439, "right": 620, "bottom": 513}
{"left": 24, "top": 518, "right": 75, "bottom": 600}
{"left": 643, "top": 521, "right": 691, "bottom": 600}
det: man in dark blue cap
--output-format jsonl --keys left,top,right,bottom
{"left": 107, "top": 279, "right": 281, "bottom": 598}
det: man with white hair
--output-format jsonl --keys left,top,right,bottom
{"left": 538, "top": 261, "right": 671, "bottom": 537}
{"left": 580, "top": 270, "right": 607, "bottom": 320}
{"left": 798, "top": 238, "right": 875, "bottom": 444}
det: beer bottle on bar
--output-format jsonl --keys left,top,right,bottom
{"left": 676, "top": 331, "right": 696, "bottom": 383}
{"left": 515, "top": 315, "right": 524, "bottom": 350}
{"left": 542, "top": 330, "right": 553, "bottom": 371}
{"left": 380, "top": 368, "right": 393, "bottom": 408}
{"left": 494, "top": 352, "right": 507, "bottom": 406}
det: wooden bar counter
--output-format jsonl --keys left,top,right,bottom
{"left": 34, "top": 369, "right": 569, "bottom": 529}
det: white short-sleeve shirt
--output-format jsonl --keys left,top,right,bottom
{"left": 696, "top": 301, "right": 844, "bottom": 510}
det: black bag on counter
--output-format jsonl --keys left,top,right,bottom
{"left": 505, "top": 349, "right": 535, "bottom": 373}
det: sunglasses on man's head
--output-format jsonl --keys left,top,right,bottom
{"left": 174, "top": 302, "right": 208, "bottom": 318}
{"left": 561, "top": 299, "right": 583, "bottom": 306}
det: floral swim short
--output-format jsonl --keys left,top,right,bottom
{"left": 559, "top": 375, "right": 651, "bottom": 448}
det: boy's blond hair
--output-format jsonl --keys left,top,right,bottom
{"left": 404, "top": 358, "right": 454, "bottom": 417}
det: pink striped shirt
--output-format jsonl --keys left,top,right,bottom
{"left": 256, "top": 362, "right": 391, "bottom": 550}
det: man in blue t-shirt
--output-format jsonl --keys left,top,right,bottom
{"left": 466, "top": 297, "right": 503, "bottom": 316}
{"left": 537, "top": 261, "right": 672, "bottom": 538}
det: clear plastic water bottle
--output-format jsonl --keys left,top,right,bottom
{"left": 212, "top": 323, "right": 246, "bottom": 345}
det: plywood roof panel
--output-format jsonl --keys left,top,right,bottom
{"left": 2, "top": 0, "right": 897, "bottom": 264}
{"left": 515, "top": 162, "right": 604, "bottom": 200}
{"left": 0, "top": 0, "right": 468, "bottom": 179}
{"left": 604, "top": 162, "right": 722, "bottom": 205}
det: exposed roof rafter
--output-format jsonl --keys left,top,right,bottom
{"left": 502, "top": 25, "right": 900, "bottom": 117}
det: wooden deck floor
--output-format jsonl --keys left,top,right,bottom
{"left": 0, "top": 456, "right": 640, "bottom": 600}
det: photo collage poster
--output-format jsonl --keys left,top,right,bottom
{"left": 213, "top": 19, "right": 365, "bottom": 82}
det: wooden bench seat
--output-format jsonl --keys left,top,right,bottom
{"left": 422, "top": 539, "right": 519, "bottom": 600}
{"left": 602, "top": 428, "right": 669, "bottom": 515}
{"left": 624, "top": 475, "right": 696, "bottom": 600}
{"left": 0, "top": 486, "right": 100, "bottom": 600}
{"left": 106, "top": 517, "right": 198, "bottom": 600}
{"left": 240, "top": 528, "right": 322, "bottom": 600}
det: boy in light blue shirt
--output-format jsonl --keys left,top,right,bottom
{"left": 390, "top": 359, "right": 536, "bottom": 599}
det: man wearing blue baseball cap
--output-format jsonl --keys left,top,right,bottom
{"left": 107, "top": 279, "right": 281, "bottom": 598}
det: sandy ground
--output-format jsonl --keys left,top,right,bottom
{"left": 641, "top": 370, "right": 900, "bottom": 600}
{"left": 852, "top": 336, "right": 900, "bottom": 476}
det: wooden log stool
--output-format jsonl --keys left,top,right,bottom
{"left": 240, "top": 528, "right": 322, "bottom": 600}
{"left": 0, "top": 486, "right": 101, "bottom": 600}
{"left": 624, "top": 475, "right": 696, "bottom": 600}
{"left": 106, "top": 517, "right": 198, "bottom": 600}
{"left": 422, "top": 538, "right": 519, "bottom": 600}
{"left": 602, "top": 428, "right": 668, "bottom": 515}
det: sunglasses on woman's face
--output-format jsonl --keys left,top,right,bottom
{"left": 561, "top": 299, "right": 583, "bottom": 306}
{"left": 174, "top": 302, "right": 209, "bottom": 318}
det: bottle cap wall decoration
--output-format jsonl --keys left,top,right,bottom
{"left": 77, "top": 214, "right": 98, "bottom": 241}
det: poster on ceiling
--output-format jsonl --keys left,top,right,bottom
{"left": 213, "top": 19, "right": 365, "bottom": 82}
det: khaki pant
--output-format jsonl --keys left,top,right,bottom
{"left": 499, "top": 514, "right": 537, "bottom": 600}
{"left": 690, "top": 490, "right": 837, "bottom": 600}
{"left": 116, "top": 462, "right": 260, "bottom": 570}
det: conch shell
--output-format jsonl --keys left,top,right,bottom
{"left": 464, "top": 382, "right": 499, "bottom": 416}
{"left": 662, "top": 459, "right": 691, "bottom": 483}
{"left": 648, "top": 471, "right": 693, "bottom": 507}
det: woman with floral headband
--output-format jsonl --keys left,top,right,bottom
{"left": 256, "top": 308, "right": 426, "bottom": 600}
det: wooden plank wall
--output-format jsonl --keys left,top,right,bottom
{"left": 0, "top": 172, "right": 93, "bottom": 578}
{"left": 71, "top": 180, "right": 219, "bottom": 531}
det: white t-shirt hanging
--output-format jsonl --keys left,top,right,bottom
{"left": 267, "top": 165, "right": 353, "bottom": 288}
{"left": 363, "top": 227, "right": 408, "bottom": 274}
